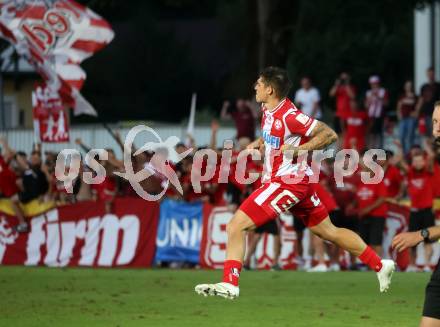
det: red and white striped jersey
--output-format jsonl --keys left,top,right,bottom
{"left": 260, "top": 98, "right": 317, "bottom": 182}
{"left": 366, "top": 88, "right": 388, "bottom": 118}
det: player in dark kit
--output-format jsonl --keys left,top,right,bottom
{"left": 393, "top": 101, "right": 440, "bottom": 327}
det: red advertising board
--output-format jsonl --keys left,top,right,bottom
{"left": 0, "top": 198, "right": 159, "bottom": 267}
{"left": 200, "top": 206, "right": 298, "bottom": 269}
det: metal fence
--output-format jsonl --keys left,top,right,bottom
{"left": 2, "top": 122, "right": 402, "bottom": 161}
{"left": 1, "top": 124, "right": 239, "bottom": 158}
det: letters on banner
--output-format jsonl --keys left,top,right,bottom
{"left": 1, "top": 198, "right": 439, "bottom": 269}
{"left": 0, "top": 199, "right": 159, "bottom": 267}
{"left": 155, "top": 199, "right": 203, "bottom": 264}
{"left": 199, "top": 207, "right": 298, "bottom": 270}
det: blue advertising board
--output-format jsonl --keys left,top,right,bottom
{"left": 155, "top": 199, "right": 203, "bottom": 264}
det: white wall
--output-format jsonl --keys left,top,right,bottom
{"left": 1, "top": 124, "right": 238, "bottom": 159}
{"left": 435, "top": 3, "right": 440, "bottom": 80}
{"left": 414, "top": 7, "right": 431, "bottom": 92}
{"left": 414, "top": 3, "right": 440, "bottom": 92}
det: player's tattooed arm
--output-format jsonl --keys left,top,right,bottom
{"left": 304, "top": 121, "right": 338, "bottom": 150}
{"left": 281, "top": 121, "right": 338, "bottom": 155}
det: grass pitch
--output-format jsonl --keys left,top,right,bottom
{"left": 0, "top": 267, "right": 430, "bottom": 327}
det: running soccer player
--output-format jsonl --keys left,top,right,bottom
{"left": 195, "top": 67, "right": 395, "bottom": 299}
{"left": 393, "top": 101, "right": 440, "bottom": 326}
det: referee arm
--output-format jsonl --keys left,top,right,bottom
{"left": 393, "top": 103, "right": 440, "bottom": 253}
{"left": 392, "top": 223, "right": 440, "bottom": 252}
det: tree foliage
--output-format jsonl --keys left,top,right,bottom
{"left": 73, "top": 0, "right": 438, "bottom": 123}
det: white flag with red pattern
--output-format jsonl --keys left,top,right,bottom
{"left": 0, "top": 0, "right": 114, "bottom": 116}
{"left": 32, "top": 83, "right": 70, "bottom": 143}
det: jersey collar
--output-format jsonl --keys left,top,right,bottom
{"left": 265, "top": 98, "right": 287, "bottom": 114}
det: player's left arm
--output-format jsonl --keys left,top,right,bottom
{"left": 282, "top": 121, "right": 338, "bottom": 155}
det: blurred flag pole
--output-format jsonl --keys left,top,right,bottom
{"left": 185, "top": 93, "right": 196, "bottom": 147}
{"left": 31, "top": 90, "right": 40, "bottom": 145}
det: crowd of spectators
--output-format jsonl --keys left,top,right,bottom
{"left": 0, "top": 67, "right": 440, "bottom": 273}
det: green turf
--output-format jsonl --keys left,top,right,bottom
{"left": 0, "top": 267, "right": 431, "bottom": 327}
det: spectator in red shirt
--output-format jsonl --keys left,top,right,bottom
{"left": 399, "top": 146, "right": 436, "bottom": 272}
{"left": 204, "top": 161, "right": 227, "bottom": 206}
{"left": 397, "top": 80, "right": 417, "bottom": 154}
{"left": 180, "top": 157, "right": 200, "bottom": 202}
{"left": 224, "top": 137, "right": 253, "bottom": 209}
{"left": 208, "top": 119, "right": 247, "bottom": 207}
{"left": 380, "top": 150, "right": 403, "bottom": 199}
{"left": 0, "top": 154, "right": 28, "bottom": 232}
{"left": 348, "top": 157, "right": 388, "bottom": 257}
{"left": 329, "top": 72, "right": 356, "bottom": 135}
{"left": 180, "top": 155, "right": 212, "bottom": 203}
{"left": 343, "top": 99, "right": 369, "bottom": 151}
{"left": 91, "top": 176, "right": 116, "bottom": 212}
{"left": 221, "top": 98, "right": 258, "bottom": 140}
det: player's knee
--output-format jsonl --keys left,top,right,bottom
{"left": 226, "top": 213, "right": 252, "bottom": 235}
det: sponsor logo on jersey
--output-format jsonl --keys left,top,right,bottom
{"left": 357, "top": 187, "right": 373, "bottom": 200}
{"left": 262, "top": 131, "right": 280, "bottom": 149}
{"left": 411, "top": 179, "right": 424, "bottom": 189}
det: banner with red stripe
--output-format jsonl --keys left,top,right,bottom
{"left": 0, "top": 199, "right": 159, "bottom": 267}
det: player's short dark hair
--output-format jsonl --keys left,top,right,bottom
{"left": 435, "top": 100, "right": 440, "bottom": 108}
{"left": 259, "top": 66, "right": 292, "bottom": 99}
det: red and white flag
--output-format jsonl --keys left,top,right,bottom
{"left": 0, "top": 0, "right": 114, "bottom": 116}
{"left": 33, "top": 83, "right": 69, "bottom": 143}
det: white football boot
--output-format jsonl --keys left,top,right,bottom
{"left": 406, "top": 264, "right": 420, "bottom": 272}
{"left": 329, "top": 263, "right": 341, "bottom": 272}
{"left": 307, "top": 263, "right": 328, "bottom": 272}
{"left": 195, "top": 282, "right": 239, "bottom": 300}
{"left": 423, "top": 265, "right": 432, "bottom": 273}
{"left": 376, "top": 259, "right": 395, "bottom": 293}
